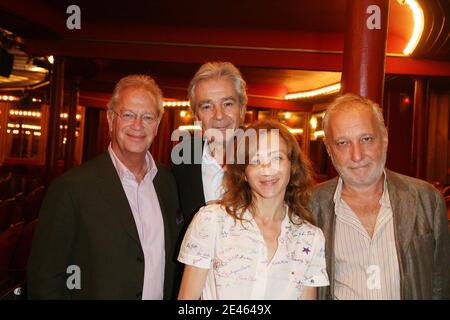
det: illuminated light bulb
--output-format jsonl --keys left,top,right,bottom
{"left": 288, "top": 128, "right": 303, "bottom": 134}
{"left": 179, "top": 125, "right": 202, "bottom": 131}
{"left": 310, "top": 117, "right": 318, "bottom": 130}
{"left": 314, "top": 130, "right": 325, "bottom": 138}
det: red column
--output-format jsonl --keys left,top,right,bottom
{"left": 341, "top": 0, "right": 389, "bottom": 105}
{"left": 45, "top": 56, "right": 64, "bottom": 184}
{"left": 411, "top": 79, "right": 429, "bottom": 179}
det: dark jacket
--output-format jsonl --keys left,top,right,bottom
{"left": 27, "top": 151, "right": 182, "bottom": 299}
{"left": 171, "top": 136, "right": 206, "bottom": 226}
{"left": 311, "top": 169, "right": 450, "bottom": 300}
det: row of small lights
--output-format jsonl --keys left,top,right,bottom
{"left": 164, "top": 101, "right": 190, "bottom": 107}
{"left": 9, "top": 110, "right": 42, "bottom": 117}
{"left": 1, "top": 96, "right": 18, "bottom": 101}
{"left": 285, "top": 83, "right": 341, "bottom": 100}
{"left": 6, "top": 129, "right": 41, "bottom": 136}
{"left": 60, "top": 113, "right": 82, "bottom": 120}
{"left": 6, "top": 127, "right": 79, "bottom": 137}
{"left": 7, "top": 123, "right": 79, "bottom": 132}
{"left": 1, "top": 96, "right": 42, "bottom": 102}
{"left": 7, "top": 123, "right": 41, "bottom": 130}
{"left": 4, "top": 97, "right": 189, "bottom": 108}
{"left": 9, "top": 110, "right": 81, "bottom": 120}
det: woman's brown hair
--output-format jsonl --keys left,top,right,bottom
{"left": 220, "top": 119, "right": 315, "bottom": 225}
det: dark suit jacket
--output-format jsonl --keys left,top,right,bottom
{"left": 171, "top": 136, "right": 206, "bottom": 226}
{"left": 27, "top": 151, "right": 182, "bottom": 299}
{"left": 311, "top": 169, "right": 450, "bottom": 300}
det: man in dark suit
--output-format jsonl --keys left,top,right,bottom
{"left": 28, "top": 75, "right": 181, "bottom": 299}
{"left": 172, "top": 62, "right": 248, "bottom": 225}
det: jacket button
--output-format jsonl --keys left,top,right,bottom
{"left": 136, "top": 291, "right": 142, "bottom": 298}
{"left": 137, "top": 256, "right": 144, "bottom": 263}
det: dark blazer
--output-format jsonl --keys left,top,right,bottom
{"left": 27, "top": 151, "right": 182, "bottom": 299}
{"left": 311, "top": 169, "right": 450, "bottom": 300}
{"left": 171, "top": 136, "right": 206, "bottom": 226}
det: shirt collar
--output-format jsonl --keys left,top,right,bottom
{"left": 202, "top": 140, "right": 222, "bottom": 167}
{"left": 333, "top": 169, "right": 390, "bottom": 209}
{"left": 108, "top": 143, "right": 158, "bottom": 182}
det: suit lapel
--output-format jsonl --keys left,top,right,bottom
{"left": 319, "top": 178, "right": 338, "bottom": 299}
{"left": 153, "top": 167, "right": 173, "bottom": 251}
{"left": 193, "top": 162, "right": 206, "bottom": 205}
{"left": 95, "top": 152, "right": 141, "bottom": 246}
{"left": 192, "top": 138, "right": 206, "bottom": 206}
{"left": 386, "top": 170, "right": 417, "bottom": 260}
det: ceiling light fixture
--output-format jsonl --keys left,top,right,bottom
{"left": 285, "top": 83, "right": 341, "bottom": 100}
{"left": 400, "top": 0, "right": 424, "bottom": 55}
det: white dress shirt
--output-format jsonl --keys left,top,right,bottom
{"left": 201, "top": 141, "right": 225, "bottom": 203}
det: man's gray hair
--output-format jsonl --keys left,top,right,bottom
{"left": 322, "top": 93, "right": 387, "bottom": 144}
{"left": 188, "top": 62, "right": 248, "bottom": 115}
{"left": 107, "top": 74, "right": 164, "bottom": 118}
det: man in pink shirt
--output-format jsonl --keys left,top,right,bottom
{"left": 28, "top": 75, "right": 182, "bottom": 299}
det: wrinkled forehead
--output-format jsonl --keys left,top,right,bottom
{"left": 117, "top": 87, "right": 158, "bottom": 109}
{"left": 328, "top": 104, "right": 379, "bottom": 134}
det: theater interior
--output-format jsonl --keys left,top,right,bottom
{"left": 0, "top": 0, "right": 449, "bottom": 299}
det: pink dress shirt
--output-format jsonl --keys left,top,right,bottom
{"left": 108, "top": 145, "right": 165, "bottom": 299}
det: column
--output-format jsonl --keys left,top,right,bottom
{"left": 45, "top": 56, "right": 65, "bottom": 184}
{"left": 341, "top": 0, "right": 389, "bottom": 105}
{"left": 411, "top": 79, "right": 429, "bottom": 179}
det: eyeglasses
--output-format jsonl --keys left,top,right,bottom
{"left": 110, "top": 110, "right": 158, "bottom": 125}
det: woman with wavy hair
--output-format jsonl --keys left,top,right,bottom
{"left": 177, "top": 120, "right": 329, "bottom": 300}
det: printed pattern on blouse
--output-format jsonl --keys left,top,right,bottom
{"left": 178, "top": 204, "right": 329, "bottom": 300}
